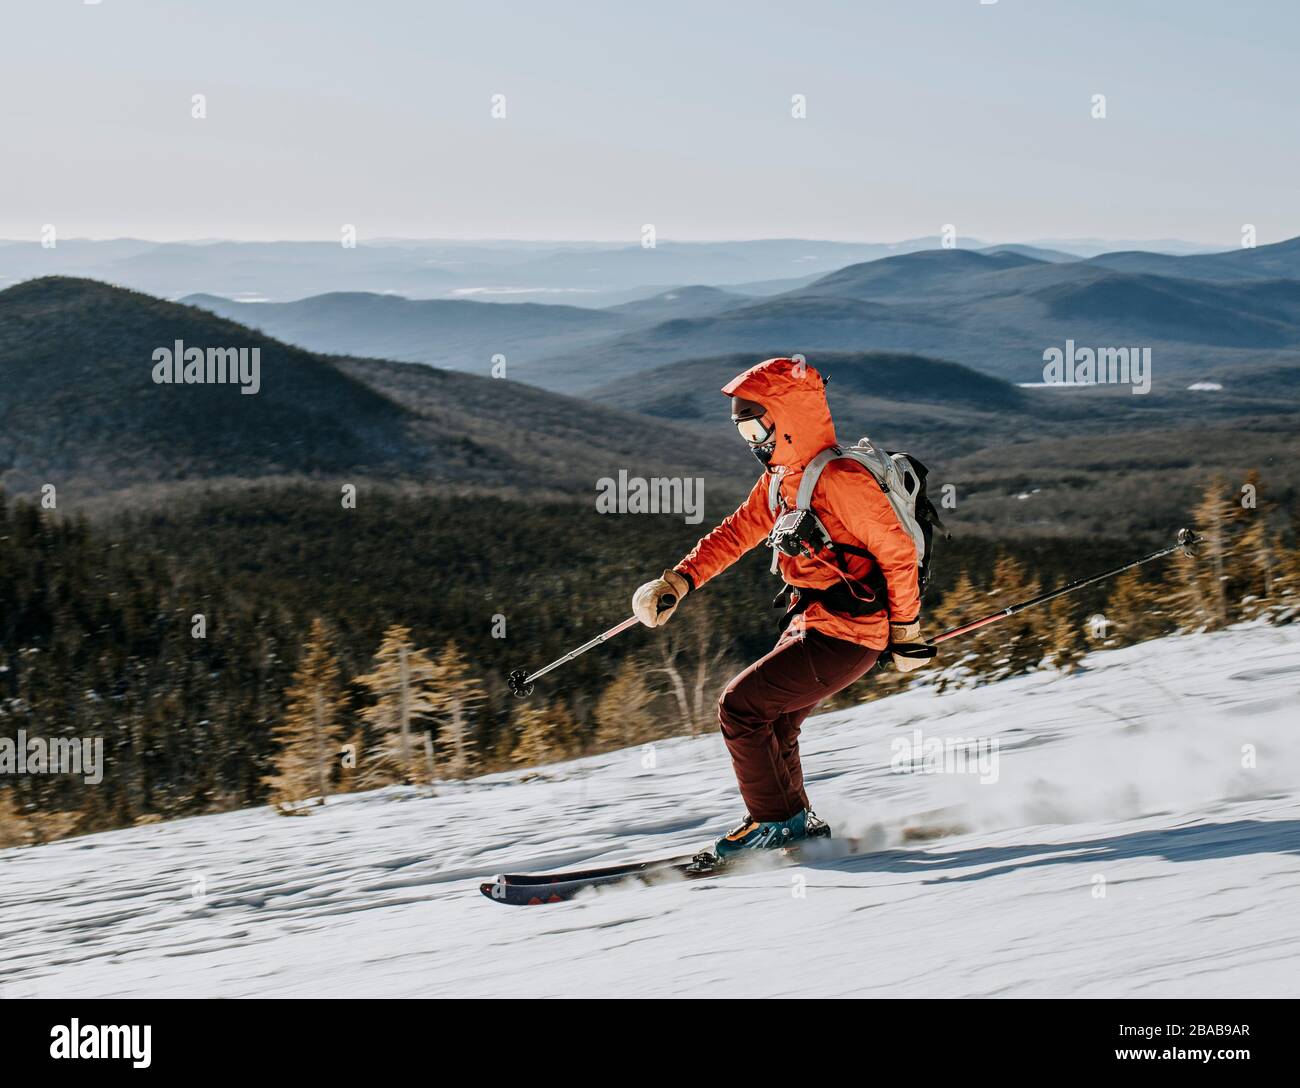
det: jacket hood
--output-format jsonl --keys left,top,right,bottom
{"left": 722, "top": 357, "right": 836, "bottom": 469}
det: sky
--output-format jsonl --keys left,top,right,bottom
{"left": 1, "top": 0, "right": 1296, "bottom": 245}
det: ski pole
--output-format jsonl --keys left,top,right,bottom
{"left": 507, "top": 596, "right": 677, "bottom": 698}
{"left": 892, "top": 526, "right": 1202, "bottom": 662}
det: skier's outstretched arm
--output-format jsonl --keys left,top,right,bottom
{"left": 632, "top": 475, "right": 773, "bottom": 627}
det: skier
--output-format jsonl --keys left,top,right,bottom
{"left": 631, "top": 356, "right": 929, "bottom": 859}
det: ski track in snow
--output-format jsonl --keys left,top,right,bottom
{"left": 2, "top": 623, "right": 1298, "bottom": 998}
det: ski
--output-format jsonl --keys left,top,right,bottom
{"left": 479, "top": 852, "right": 705, "bottom": 905}
{"left": 479, "top": 837, "right": 864, "bottom": 906}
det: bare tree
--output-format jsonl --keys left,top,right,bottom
{"left": 648, "top": 608, "right": 738, "bottom": 737}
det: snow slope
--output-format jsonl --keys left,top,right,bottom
{"left": 3, "top": 623, "right": 1298, "bottom": 999}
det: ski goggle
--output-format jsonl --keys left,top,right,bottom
{"left": 730, "top": 394, "right": 775, "bottom": 451}
{"left": 732, "top": 413, "right": 775, "bottom": 445}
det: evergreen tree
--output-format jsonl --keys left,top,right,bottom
{"left": 265, "top": 618, "right": 346, "bottom": 804}
{"left": 510, "top": 701, "right": 578, "bottom": 768}
{"left": 429, "top": 642, "right": 486, "bottom": 780}
{"left": 983, "top": 553, "right": 1046, "bottom": 680}
{"left": 1044, "top": 594, "right": 1087, "bottom": 673}
{"left": 354, "top": 625, "right": 440, "bottom": 784}
{"left": 1233, "top": 519, "right": 1280, "bottom": 620}
{"left": 1276, "top": 535, "right": 1300, "bottom": 619}
{"left": 931, "top": 570, "right": 989, "bottom": 691}
{"left": 593, "top": 658, "right": 657, "bottom": 750}
{"left": 27, "top": 810, "right": 86, "bottom": 846}
{"left": 1175, "top": 476, "right": 1235, "bottom": 630}
{"left": 1102, "top": 568, "right": 1174, "bottom": 646}
{"left": 490, "top": 718, "right": 521, "bottom": 772}
{"left": 0, "top": 788, "right": 31, "bottom": 848}
{"left": 1229, "top": 472, "right": 1282, "bottom": 620}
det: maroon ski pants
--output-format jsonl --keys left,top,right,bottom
{"left": 718, "top": 629, "right": 880, "bottom": 822}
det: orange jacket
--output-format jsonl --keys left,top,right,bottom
{"left": 673, "top": 357, "right": 920, "bottom": 651}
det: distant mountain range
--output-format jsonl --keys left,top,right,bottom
{"left": 0, "top": 235, "right": 1222, "bottom": 306}
{"left": 1087, "top": 241, "right": 1300, "bottom": 282}
{"left": 534, "top": 238, "right": 1300, "bottom": 393}
{"left": 120, "top": 237, "right": 1300, "bottom": 397}
{"left": 2, "top": 276, "right": 1297, "bottom": 540}
{"left": 0, "top": 237, "right": 972, "bottom": 306}
{"left": 0, "top": 278, "right": 750, "bottom": 500}
{"left": 181, "top": 291, "right": 632, "bottom": 378}
{"left": 180, "top": 283, "right": 766, "bottom": 384}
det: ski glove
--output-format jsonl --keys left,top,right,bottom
{"left": 889, "top": 620, "right": 920, "bottom": 643}
{"left": 632, "top": 569, "right": 689, "bottom": 627}
{"left": 888, "top": 620, "right": 932, "bottom": 674}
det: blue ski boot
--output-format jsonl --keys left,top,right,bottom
{"left": 685, "top": 809, "right": 833, "bottom": 873}
{"left": 713, "top": 809, "right": 811, "bottom": 859}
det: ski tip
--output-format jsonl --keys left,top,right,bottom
{"left": 480, "top": 877, "right": 513, "bottom": 902}
{"left": 479, "top": 877, "right": 566, "bottom": 906}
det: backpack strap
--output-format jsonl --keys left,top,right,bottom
{"left": 793, "top": 446, "right": 844, "bottom": 511}
{"left": 766, "top": 469, "right": 783, "bottom": 515}
{"left": 765, "top": 471, "right": 785, "bottom": 572}
{"left": 766, "top": 446, "right": 873, "bottom": 576}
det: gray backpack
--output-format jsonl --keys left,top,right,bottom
{"left": 765, "top": 436, "right": 942, "bottom": 596}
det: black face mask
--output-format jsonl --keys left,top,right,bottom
{"left": 748, "top": 439, "right": 775, "bottom": 467}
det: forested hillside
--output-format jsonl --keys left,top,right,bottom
{"left": 2, "top": 475, "right": 1295, "bottom": 846}
{"left": 0, "top": 277, "right": 749, "bottom": 499}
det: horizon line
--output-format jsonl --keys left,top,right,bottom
{"left": 0, "top": 233, "right": 1249, "bottom": 249}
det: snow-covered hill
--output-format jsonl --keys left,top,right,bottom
{"left": 3, "top": 624, "right": 1298, "bottom": 998}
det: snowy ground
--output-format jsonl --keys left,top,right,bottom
{"left": 2, "top": 623, "right": 1298, "bottom": 998}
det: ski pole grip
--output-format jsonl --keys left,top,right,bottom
{"left": 658, "top": 594, "right": 676, "bottom": 611}
{"left": 891, "top": 642, "right": 937, "bottom": 660}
